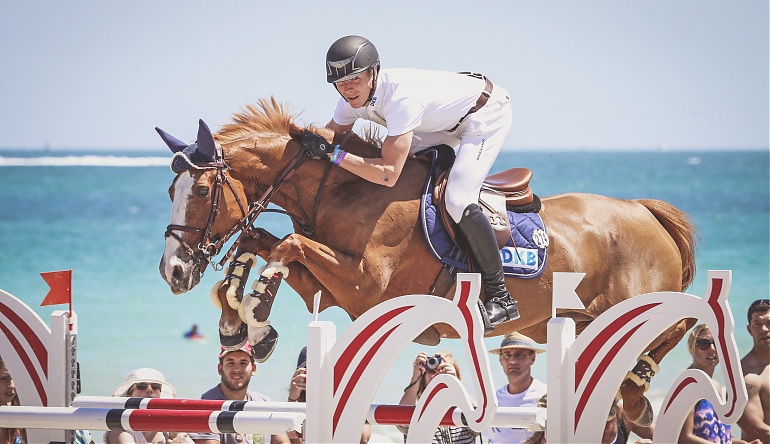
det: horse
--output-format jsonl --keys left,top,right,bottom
{"left": 158, "top": 97, "right": 697, "bottom": 424}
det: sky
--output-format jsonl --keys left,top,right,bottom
{"left": 0, "top": 1, "right": 767, "bottom": 151}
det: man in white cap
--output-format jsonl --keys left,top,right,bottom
{"left": 483, "top": 332, "right": 547, "bottom": 444}
{"left": 190, "top": 343, "right": 289, "bottom": 444}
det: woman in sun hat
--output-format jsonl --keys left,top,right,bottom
{"left": 106, "top": 368, "right": 192, "bottom": 444}
{"left": 485, "top": 332, "right": 547, "bottom": 444}
{"left": 111, "top": 367, "right": 176, "bottom": 398}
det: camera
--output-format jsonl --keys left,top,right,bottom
{"left": 423, "top": 354, "right": 443, "bottom": 372}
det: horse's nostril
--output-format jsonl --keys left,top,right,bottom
{"left": 172, "top": 265, "right": 184, "bottom": 281}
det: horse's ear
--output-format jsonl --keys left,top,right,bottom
{"left": 155, "top": 127, "right": 188, "bottom": 153}
{"left": 197, "top": 119, "right": 216, "bottom": 158}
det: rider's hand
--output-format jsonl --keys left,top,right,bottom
{"left": 302, "top": 132, "right": 332, "bottom": 160}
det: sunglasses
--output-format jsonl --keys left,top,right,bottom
{"left": 695, "top": 338, "right": 716, "bottom": 350}
{"left": 749, "top": 299, "right": 770, "bottom": 309}
{"left": 501, "top": 351, "right": 534, "bottom": 360}
{"left": 133, "top": 383, "right": 162, "bottom": 391}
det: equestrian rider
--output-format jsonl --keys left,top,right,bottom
{"left": 302, "top": 35, "right": 520, "bottom": 329}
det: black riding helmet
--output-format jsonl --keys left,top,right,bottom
{"left": 326, "top": 35, "right": 380, "bottom": 104}
{"left": 326, "top": 35, "right": 380, "bottom": 83}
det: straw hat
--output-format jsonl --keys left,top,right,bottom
{"left": 488, "top": 332, "right": 546, "bottom": 355}
{"left": 111, "top": 368, "right": 176, "bottom": 398}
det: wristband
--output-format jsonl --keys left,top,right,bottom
{"left": 330, "top": 146, "right": 347, "bottom": 165}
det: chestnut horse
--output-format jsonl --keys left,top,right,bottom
{"left": 158, "top": 98, "right": 697, "bottom": 424}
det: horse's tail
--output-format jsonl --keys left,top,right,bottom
{"left": 635, "top": 199, "right": 698, "bottom": 291}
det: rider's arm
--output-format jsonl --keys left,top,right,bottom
{"left": 326, "top": 119, "right": 353, "bottom": 135}
{"left": 330, "top": 129, "right": 412, "bottom": 187}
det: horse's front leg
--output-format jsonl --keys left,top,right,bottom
{"left": 241, "top": 232, "right": 381, "bottom": 325}
{"left": 210, "top": 236, "right": 280, "bottom": 362}
{"left": 237, "top": 229, "right": 335, "bottom": 309}
{"left": 210, "top": 250, "right": 257, "bottom": 348}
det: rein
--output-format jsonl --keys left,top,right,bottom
{"left": 214, "top": 131, "right": 354, "bottom": 269}
{"left": 214, "top": 147, "right": 310, "bottom": 269}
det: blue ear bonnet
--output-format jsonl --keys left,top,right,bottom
{"left": 156, "top": 119, "right": 218, "bottom": 173}
{"left": 170, "top": 143, "right": 216, "bottom": 173}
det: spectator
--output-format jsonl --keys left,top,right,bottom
{"left": 287, "top": 346, "right": 370, "bottom": 443}
{"left": 679, "top": 324, "right": 759, "bottom": 444}
{"left": 398, "top": 351, "right": 479, "bottom": 443}
{"left": 602, "top": 398, "right": 653, "bottom": 444}
{"left": 523, "top": 395, "right": 653, "bottom": 444}
{"left": 106, "top": 367, "right": 191, "bottom": 444}
{"left": 737, "top": 299, "right": 770, "bottom": 444}
{"left": 190, "top": 343, "right": 290, "bottom": 444}
{"left": 483, "top": 332, "right": 547, "bottom": 444}
{"left": 0, "top": 356, "right": 26, "bottom": 444}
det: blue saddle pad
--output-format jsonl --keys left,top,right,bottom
{"left": 418, "top": 147, "right": 549, "bottom": 279}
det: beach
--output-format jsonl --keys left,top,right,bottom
{"left": 0, "top": 149, "right": 767, "bottom": 443}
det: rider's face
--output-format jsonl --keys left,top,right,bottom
{"left": 335, "top": 69, "right": 373, "bottom": 109}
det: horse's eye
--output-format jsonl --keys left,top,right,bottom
{"left": 196, "top": 186, "right": 210, "bottom": 197}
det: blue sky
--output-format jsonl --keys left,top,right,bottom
{"left": 0, "top": 1, "right": 767, "bottom": 151}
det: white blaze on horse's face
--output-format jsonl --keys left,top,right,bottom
{"left": 160, "top": 171, "right": 201, "bottom": 294}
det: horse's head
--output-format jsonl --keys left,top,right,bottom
{"left": 157, "top": 120, "right": 248, "bottom": 294}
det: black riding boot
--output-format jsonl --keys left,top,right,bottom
{"left": 457, "top": 204, "right": 520, "bottom": 330}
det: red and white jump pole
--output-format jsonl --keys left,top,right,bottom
{"left": 0, "top": 406, "right": 303, "bottom": 436}
{"left": 71, "top": 396, "right": 545, "bottom": 430}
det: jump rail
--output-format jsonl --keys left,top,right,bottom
{"left": 0, "top": 406, "right": 303, "bottom": 435}
{"left": 71, "top": 396, "right": 545, "bottom": 429}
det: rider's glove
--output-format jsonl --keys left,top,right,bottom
{"left": 301, "top": 132, "right": 332, "bottom": 160}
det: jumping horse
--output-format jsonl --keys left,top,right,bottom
{"left": 158, "top": 98, "right": 697, "bottom": 424}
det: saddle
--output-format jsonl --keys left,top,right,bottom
{"left": 434, "top": 168, "right": 536, "bottom": 248}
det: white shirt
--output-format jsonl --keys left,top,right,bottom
{"left": 484, "top": 379, "right": 547, "bottom": 444}
{"left": 332, "top": 68, "right": 486, "bottom": 152}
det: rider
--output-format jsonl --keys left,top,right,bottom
{"left": 302, "top": 35, "right": 519, "bottom": 329}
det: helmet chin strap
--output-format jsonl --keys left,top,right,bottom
{"left": 334, "top": 66, "right": 379, "bottom": 106}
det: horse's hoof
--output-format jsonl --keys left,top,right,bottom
{"left": 413, "top": 326, "right": 441, "bottom": 346}
{"left": 219, "top": 323, "right": 248, "bottom": 347}
{"left": 240, "top": 274, "right": 281, "bottom": 326}
{"left": 251, "top": 326, "right": 278, "bottom": 363}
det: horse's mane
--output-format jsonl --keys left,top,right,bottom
{"left": 217, "top": 97, "right": 307, "bottom": 144}
{"left": 216, "top": 96, "right": 382, "bottom": 155}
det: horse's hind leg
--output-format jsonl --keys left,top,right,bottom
{"left": 620, "top": 318, "right": 696, "bottom": 425}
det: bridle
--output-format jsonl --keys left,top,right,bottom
{"left": 165, "top": 143, "right": 248, "bottom": 271}
{"left": 165, "top": 141, "right": 312, "bottom": 274}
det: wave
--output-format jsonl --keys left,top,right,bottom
{"left": 0, "top": 155, "right": 168, "bottom": 167}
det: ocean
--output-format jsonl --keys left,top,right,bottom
{"left": 0, "top": 149, "right": 768, "bottom": 443}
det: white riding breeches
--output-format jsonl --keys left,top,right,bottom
{"left": 437, "top": 84, "right": 513, "bottom": 223}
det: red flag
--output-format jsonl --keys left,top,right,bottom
{"left": 40, "top": 270, "right": 72, "bottom": 306}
